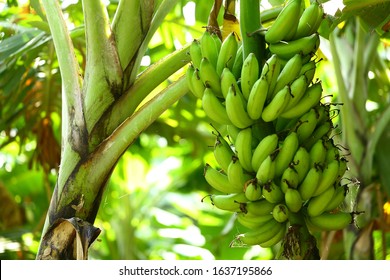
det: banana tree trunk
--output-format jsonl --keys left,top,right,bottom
{"left": 36, "top": 0, "right": 189, "bottom": 259}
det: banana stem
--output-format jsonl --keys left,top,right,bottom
{"left": 239, "top": 0, "right": 265, "bottom": 65}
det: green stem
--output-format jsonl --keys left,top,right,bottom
{"left": 239, "top": 0, "right": 265, "bottom": 64}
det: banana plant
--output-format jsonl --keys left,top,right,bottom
{"left": 32, "top": 0, "right": 191, "bottom": 259}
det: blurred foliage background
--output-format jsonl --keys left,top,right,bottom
{"left": 0, "top": 0, "right": 389, "bottom": 260}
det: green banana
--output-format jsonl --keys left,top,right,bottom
{"left": 245, "top": 199, "right": 276, "bottom": 216}
{"left": 241, "top": 53, "right": 260, "bottom": 100}
{"left": 202, "top": 87, "right": 232, "bottom": 125}
{"left": 292, "top": 146, "right": 311, "bottom": 183}
{"left": 294, "top": 108, "right": 318, "bottom": 143}
{"left": 274, "top": 131, "right": 299, "bottom": 177}
{"left": 208, "top": 192, "right": 249, "bottom": 212}
{"left": 204, "top": 163, "right": 243, "bottom": 194}
{"left": 307, "top": 211, "right": 353, "bottom": 231}
{"left": 272, "top": 53, "right": 303, "bottom": 96}
{"left": 227, "top": 156, "right": 252, "bottom": 191}
{"left": 299, "top": 59, "right": 316, "bottom": 83}
{"left": 244, "top": 179, "right": 263, "bottom": 201}
{"left": 232, "top": 44, "right": 244, "bottom": 79}
{"left": 226, "top": 85, "right": 255, "bottom": 129}
{"left": 312, "top": 159, "right": 340, "bottom": 197}
{"left": 303, "top": 120, "right": 333, "bottom": 150}
{"left": 261, "top": 85, "right": 291, "bottom": 122}
{"left": 262, "top": 181, "right": 284, "bottom": 204}
{"left": 258, "top": 222, "right": 287, "bottom": 247}
{"left": 324, "top": 183, "right": 347, "bottom": 212}
{"left": 285, "top": 188, "right": 302, "bottom": 213}
{"left": 234, "top": 127, "right": 254, "bottom": 172}
{"left": 261, "top": 54, "right": 282, "bottom": 95}
{"left": 190, "top": 67, "right": 206, "bottom": 99}
{"left": 280, "top": 81, "right": 323, "bottom": 119}
{"left": 269, "top": 33, "right": 320, "bottom": 60}
{"left": 265, "top": 0, "right": 302, "bottom": 44}
{"left": 283, "top": 74, "right": 310, "bottom": 111}
{"left": 256, "top": 154, "right": 276, "bottom": 185}
{"left": 298, "top": 166, "right": 321, "bottom": 201}
{"left": 247, "top": 76, "right": 269, "bottom": 120}
{"left": 235, "top": 212, "right": 274, "bottom": 230}
{"left": 293, "top": 1, "right": 324, "bottom": 39}
{"left": 307, "top": 185, "right": 335, "bottom": 217}
{"left": 216, "top": 32, "right": 239, "bottom": 75}
{"left": 281, "top": 166, "right": 300, "bottom": 193}
{"left": 200, "top": 31, "right": 220, "bottom": 68}
{"left": 233, "top": 218, "right": 284, "bottom": 246}
{"left": 337, "top": 157, "right": 348, "bottom": 181}
{"left": 186, "top": 64, "right": 196, "bottom": 96}
{"left": 251, "top": 133, "right": 279, "bottom": 171}
{"left": 227, "top": 124, "right": 240, "bottom": 143}
{"left": 199, "top": 57, "right": 223, "bottom": 97}
{"left": 220, "top": 67, "right": 240, "bottom": 99}
{"left": 272, "top": 203, "right": 289, "bottom": 223}
{"left": 309, "top": 139, "right": 327, "bottom": 168}
{"left": 189, "top": 39, "right": 202, "bottom": 69}
{"left": 213, "top": 133, "right": 235, "bottom": 172}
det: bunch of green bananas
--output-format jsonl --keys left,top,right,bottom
{"left": 186, "top": 0, "right": 354, "bottom": 248}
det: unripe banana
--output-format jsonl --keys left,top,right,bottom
{"left": 258, "top": 222, "right": 287, "bottom": 247}
{"left": 235, "top": 212, "right": 274, "bottom": 230}
{"left": 312, "top": 159, "right": 340, "bottom": 197}
{"left": 265, "top": 0, "right": 302, "bottom": 44}
{"left": 306, "top": 211, "right": 353, "bottom": 231}
{"left": 225, "top": 85, "right": 255, "bottom": 129}
{"left": 200, "top": 31, "right": 220, "bottom": 68}
{"left": 207, "top": 192, "right": 249, "bottom": 212}
{"left": 294, "top": 108, "right": 318, "bottom": 143}
{"left": 189, "top": 39, "right": 202, "bottom": 69}
{"left": 245, "top": 199, "right": 276, "bottom": 216}
{"left": 202, "top": 87, "right": 232, "bottom": 125}
{"left": 227, "top": 124, "right": 240, "bottom": 143}
{"left": 199, "top": 57, "right": 223, "bottom": 97}
{"left": 324, "top": 183, "right": 347, "bottom": 212}
{"left": 274, "top": 131, "right": 299, "bottom": 177}
{"left": 280, "top": 166, "right": 300, "bottom": 193}
{"left": 299, "top": 60, "right": 316, "bottom": 83}
{"left": 234, "top": 127, "right": 254, "bottom": 172}
{"left": 280, "top": 81, "right": 323, "bottom": 119}
{"left": 251, "top": 133, "right": 279, "bottom": 171}
{"left": 232, "top": 44, "right": 243, "bottom": 79}
{"left": 298, "top": 166, "right": 321, "bottom": 201}
{"left": 269, "top": 33, "right": 320, "bottom": 60}
{"left": 213, "top": 134, "right": 235, "bottom": 172}
{"left": 309, "top": 138, "right": 327, "bottom": 168}
{"left": 261, "top": 54, "right": 282, "bottom": 95}
{"left": 307, "top": 185, "right": 335, "bottom": 217}
{"left": 244, "top": 179, "right": 262, "bottom": 201}
{"left": 241, "top": 53, "right": 260, "bottom": 100}
{"left": 256, "top": 154, "right": 276, "bottom": 185}
{"left": 303, "top": 120, "right": 333, "bottom": 150}
{"left": 293, "top": 1, "right": 324, "bottom": 39}
{"left": 233, "top": 218, "right": 284, "bottom": 246}
{"left": 272, "top": 203, "right": 289, "bottom": 223}
{"left": 247, "top": 76, "right": 269, "bottom": 120}
{"left": 283, "top": 74, "right": 310, "bottom": 111}
{"left": 261, "top": 85, "right": 291, "bottom": 122}
{"left": 272, "top": 53, "right": 303, "bottom": 97}
{"left": 221, "top": 67, "right": 240, "bottom": 99}
{"left": 186, "top": 64, "right": 196, "bottom": 96}
{"left": 285, "top": 188, "right": 302, "bottom": 213}
{"left": 337, "top": 157, "right": 348, "bottom": 181}
{"left": 292, "top": 146, "right": 310, "bottom": 183}
{"left": 227, "top": 156, "right": 252, "bottom": 190}
{"left": 325, "top": 141, "right": 340, "bottom": 164}
{"left": 204, "top": 163, "right": 243, "bottom": 194}
{"left": 263, "top": 181, "right": 284, "bottom": 204}
{"left": 216, "top": 32, "right": 239, "bottom": 75}
{"left": 190, "top": 67, "right": 206, "bottom": 99}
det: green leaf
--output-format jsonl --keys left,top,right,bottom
{"left": 375, "top": 125, "right": 390, "bottom": 196}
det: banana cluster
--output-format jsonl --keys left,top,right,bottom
{"left": 187, "top": 0, "right": 354, "bottom": 248}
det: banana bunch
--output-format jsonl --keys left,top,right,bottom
{"left": 187, "top": 0, "right": 355, "bottom": 248}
